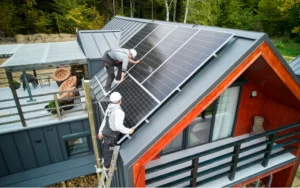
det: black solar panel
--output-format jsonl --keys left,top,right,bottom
{"left": 129, "top": 27, "right": 198, "bottom": 83}
{"left": 100, "top": 76, "right": 159, "bottom": 128}
{"left": 142, "top": 29, "right": 233, "bottom": 101}
{"left": 93, "top": 26, "right": 234, "bottom": 143}
{"left": 122, "top": 23, "right": 159, "bottom": 49}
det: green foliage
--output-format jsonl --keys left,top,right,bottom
{"left": 0, "top": 2, "right": 22, "bottom": 36}
{"left": 52, "top": 0, "right": 104, "bottom": 33}
{"left": 218, "top": 0, "right": 259, "bottom": 31}
{"left": 0, "top": 0, "right": 299, "bottom": 40}
{"left": 273, "top": 39, "right": 300, "bottom": 57}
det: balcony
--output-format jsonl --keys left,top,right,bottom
{"left": 146, "top": 123, "right": 300, "bottom": 187}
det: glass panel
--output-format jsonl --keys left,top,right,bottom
{"left": 162, "top": 132, "right": 183, "bottom": 154}
{"left": 212, "top": 86, "right": 240, "bottom": 141}
{"left": 67, "top": 137, "right": 89, "bottom": 156}
{"left": 188, "top": 103, "right": 214, "bottom": 148}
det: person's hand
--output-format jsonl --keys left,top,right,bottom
{"left": 120, "top": 78, "right": 125, "bottom": 83}
{"left": 135, "top": 59, "right": 141, "bottom": 64}
{"left": 129, "top": 128, "right": 134, "bottom": 134}
{"left": 98, "top": 132, "right": 103, "bottom": 140}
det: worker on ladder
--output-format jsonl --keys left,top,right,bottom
{"left": 102, "top": 48, "right": 140, "bottom": 92}
{"left": 98, "top": 92, "right": 134, "bottom": 169}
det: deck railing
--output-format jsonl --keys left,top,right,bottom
{"left": 0, "top": 88, "right": 86, "bottom": 126}
{"left": 146, "top": 122, "right": 300, "bottom": 187}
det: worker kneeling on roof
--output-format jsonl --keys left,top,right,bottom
{"left": 102, "top": 48, "right": 140, "bottom": 92}
{"left": 98, "top": 92, "right": 134, "bottom": 169}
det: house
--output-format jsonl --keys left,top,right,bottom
{"left": 91, "top": 16, "right": 300, "bottom": 187}
{"left": 0, "top": 15, "right": 300, "bottom": 187}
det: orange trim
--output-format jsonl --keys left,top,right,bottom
{"left": 133, "top": 42, "right": 300, "bottom": 187}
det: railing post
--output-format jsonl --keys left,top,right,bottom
{"left": 5, "top": 70, "right": 27, "bottom": 127}
{"left": 23, "top": 71, "right": 36, "bottom": 102}
{"left": 262, "top": 133, "right": 276, "bottom": 167}
{"left": 229, "top": 144, "right": 241, "bottom": 181}
{"left": 53, "top": 94, "right": 62, "bottom": 120}
{"left": 190, "top": 157, "right": 199, "bottom": 187}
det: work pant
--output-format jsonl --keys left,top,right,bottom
{"left": 102, "top": 137, "right": 118, "bottom": 168}
{"left": 104, "top": 64, "right": 122, "bottom": 92}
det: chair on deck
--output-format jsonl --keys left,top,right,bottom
{"left": 249, "top": 116, "right": 270, "bottom": 137}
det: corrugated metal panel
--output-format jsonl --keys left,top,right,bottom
{"left": 44, "top": 126, "right": 64, "bottom": 163}
{"left": 290, "top": 56, "right": 300, "bottom": 75}
{"left": 78, "top": 30, "right": 121, "bottom": 60}
{"left": 0, "top": 119, "right": 91, "bottom": 177}
{"left": 0, "top": 41, "right": 87, "bottom": 71}
{"left": 13, "top": 131, "right": 38, "bottom": 170}
{"left": 0, "top": 134, "right": 24, "bottom": 173}
{"left": 28, "top": 128, "right": 52, "bottom": 167}
{"left": 102, "top": 17, "right": 148, "bottom": 46}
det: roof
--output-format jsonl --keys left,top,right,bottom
{"left": 0, "top": 41, "right": 87, "bottom": 71}
{"left": 90, "top": 17, "right": 300, "bottom": 186}
{"left": 77, "top": 30, "right": 121, "bottom": 60}
{"left": 102, "top": 16, "right": 150, "bottom": 46}
{"left": 290, "top": 55, "right": 300, "bottom": 75}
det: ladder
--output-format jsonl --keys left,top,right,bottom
{"left": 98, "top": 146, "right": 120, "bottom": 188}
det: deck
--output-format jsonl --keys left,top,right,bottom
{"left": 0, "top": 82, "right": 87, "bottom": 134}
{"left": 146, "top": 134, "right": 297, "bottom": 187}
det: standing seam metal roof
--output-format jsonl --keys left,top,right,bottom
{"left": 78, "top": 30, "right": 121, "bottom": 60}
{"left": 102, "top": 17, "right": 149, "bottom": 46}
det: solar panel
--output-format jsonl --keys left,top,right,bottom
{"left": 93, "top": 26, "right": 234, "bottom": 144}
{"left": 93, "top": 24, "right": 177, "bottom": 101}
{"left": 127, "top": 24, "right": 177, "bottom": 61}
{"left": 122, "top": 23, "right": 159, "bottom": 49}
{"left": 129, "top": 27, "right": 198, "bottom": 83}
{"left": 99, "top": 76, "right": 159, "bottom": 128}
{"left": 142, "top": 29, "right": 233, "bottom": 101}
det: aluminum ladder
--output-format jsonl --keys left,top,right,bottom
{"left": 98, "top": 146, "right": 120, "bottom": 188}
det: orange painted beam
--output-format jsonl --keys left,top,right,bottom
{"left": 133, "top": 42, "right": 300, "bottom": 187}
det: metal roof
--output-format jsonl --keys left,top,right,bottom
{"left": 90, "top": 16, "right": 300, "bottom": 186}
{"left": 290, "top": 55, "right": 300, "bottom": 75}
{"left": 102, "top": 16, "right": 149, "bottom": 46}
{"left": 0, "top": 41, "right": 87, "bottom": 71}
{"left": 77, "top": 30, "right": 121, "bottom": 60}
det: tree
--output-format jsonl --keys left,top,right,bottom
{"left": 183, "top": 0, "right": 223, "bottom": 26}
{"left": 183, "top": 0, "right": 189, "bottom": 23}
{"left": 0, "top": 2, "right": 22, "bottom": 36}
{"left": 258, "top": 0, "right": 286, "bottom": 36}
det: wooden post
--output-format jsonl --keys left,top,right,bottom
{"left": 190, "top": 157, "right": 199, "bottom": 187}
{"left": 83, "top": 64, "right": 89, "bottom": 79}
{"left": 53, "top": 94, "right": 62, "bottom": 120}
{"left": 84, "top": 80, "right": 102, "bottom": 182}
{"left": 6, "top": 70, "right": 26, "bottom": 127}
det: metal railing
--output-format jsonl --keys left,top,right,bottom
{"left": 0, "top": 88, "right": 86, "bottom": 126}
{"left": 145, "top": 122, "right": 300, "bottom": 187}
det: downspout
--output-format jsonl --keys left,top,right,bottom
{"left": 84, "top": 80, "right": 102, "bottom": 182}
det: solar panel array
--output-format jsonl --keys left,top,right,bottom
{"left": 93, "top": 22, "right": 234, "bottom": 143}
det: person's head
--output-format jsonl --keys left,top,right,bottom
{"left": 129, "top": 49, "right": 137, "bottom": 60}
{"left": 110, "top": 92, "right": 122, "bottom": 105}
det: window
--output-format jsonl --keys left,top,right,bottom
{"left": 187, "top": 103, "right": 214, "bottom": 147}
{"left": 212, "top": 87, "right": 240, "bottom": 141}
{"left": 66, "top": 136, "right": 91, "bottom": 157}
{"left": 162, "top": 86, "right": 241, "bottom": 155}
{"left": 161, "top": 132, "right": 183, "bottom": 154}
